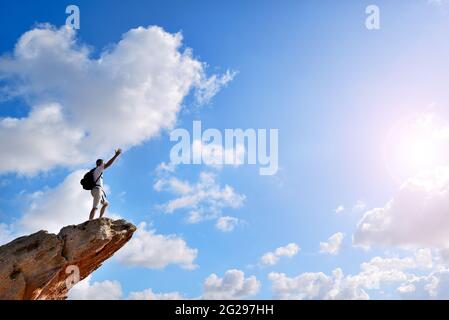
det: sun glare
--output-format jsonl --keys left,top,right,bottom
{"left": 384, "top": 113, "right": 449, "bottom": 183}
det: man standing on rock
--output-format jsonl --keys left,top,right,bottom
{"left": 88, "top": 148, "right": 122, "bottom": 220}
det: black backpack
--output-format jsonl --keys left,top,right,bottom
{"left": 80, "top": 168, "right": 102, "bottom": 190}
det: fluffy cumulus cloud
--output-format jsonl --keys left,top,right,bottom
{"left": 269, "top": 268, "right": 369, "bottom": 300}
{"left": 354, "top": 167, "right": 449, "bottom": 250}
{"left": 260, "top": 243, "right": 300, "bottom": 266}
{"left": 0, "top": 169, "right": 117, "bottom": 239}
{"left": 116, "top": 222, "right": 198, "bottom": 270}
{"left": 16, "top": 170, "right": 93, "bottom": 234}
{"left": 68, "top": 276, "right": 123, "bottom": 300}
{"left": 396, "top": 268, "right": 449, "bottom": 299}
{"left": 202, "top": 269, "right": 261, "bottom": 299}
{"left": 0, "top": 104, "right": 85, "bottom": 174}
{"left": 320, "top": 232, "right": 345, "bottom": 255}
{"left": 0, "top": 24, "right": 233, "bottom": 175}
{"left": 69, "top": 276, "right": 184, "bottom": 300}
{"left": 70, "top": 270, "right": 260, "bottom": 300}
{"left": 348, "top": 249, "right": 433, "bottom": 291}
{"left": 269, "top": 249, "right": 433, "bottom": 300}
{"left": 155, "top": 169, "right": 245, "bottom": 228}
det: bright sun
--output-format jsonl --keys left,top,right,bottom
{"left": 384, "top": 113, "right": 449, "bottom": 183}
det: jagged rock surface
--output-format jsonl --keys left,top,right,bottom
{"left": 0, "top": 218, "right": 136, "bottom": 300}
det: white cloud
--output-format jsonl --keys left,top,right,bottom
{"left": 16, "top": 170, "right": 92, "bottom": 234}
{"left": 155, "top": 162, "right": 176, "bottom": 174}
{"left": 154, "top": 176, "right": 193, "bottom": 195}
{"left": 194, "top": 70, "right": 236, "bottom": 105}
{"left": 348, "top": 249, "right": 433, "bottom": 290}
{"left": 354, "top": 166, "right": 449, "bottom": 249}
{"left": 0, "top": 24, "right": 232, "bottom": 175}
{"left": 128, "top": 289, "right": 185, "bottom": 300}
{"left": 0, "top": 104, "right": 85, "bottom": 175}
{"left": 68, "top": 276, "right": 123, "bottom": 300}
{"left": 0, "top": 168, "right": 133, "bottom": 249}
{"left": 320, "top": 232, "right": 345, "bottom": 255}
{"left": 0, "top": 169, "right": 123, "bottom": 240}
{"left": 269, "top": 269, "right": 369, "bottom": 300}
{"left": 202, "top": 269, "right": 260, "bottom": 299}
{"left": 215, "top": 216, "right": 239, "bottom": 232}
{"left": 396, "top": 283, "right": 416, "bottom": 295}
{"left": 69, "top": 270, "right": 260, "bottom": 300}
{"left": 116, "top": 222, "right": 198, "bottom": 270}
{"left": 69, "top": 276, "right": 185, "bottom": 300}
{"left": 396, "top": 268, "right": 449, "bottom": 299}
{"left": 334, "top": 205, "right": 344, "bottom": 214}
{"left": 155, "top": 170, "right": 245, "bottom": 226}
{"left": 268, "top": 249, "right": 433, "bottom": 300}
{"left": 260, "top": 243, "right": 300, "bottom": 266}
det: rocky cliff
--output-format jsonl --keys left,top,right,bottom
{"left": 0, "top": 218, "right": 136, "bottom": 300}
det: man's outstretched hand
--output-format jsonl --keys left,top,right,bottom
{"left": 105, "top": 148, "right": 122, "bottom": 169}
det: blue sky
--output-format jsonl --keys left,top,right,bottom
{"left": 2, "top": 0, "right": 449, "bottom": 300}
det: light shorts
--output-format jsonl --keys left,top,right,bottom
{"left": 91, "top": 187, "right": 108, "bottom": 209}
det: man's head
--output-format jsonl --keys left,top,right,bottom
{"left": 96, "top": 159, "right": 104, "bottom": 167}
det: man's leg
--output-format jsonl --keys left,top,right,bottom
{"left": 89, "top": 207, "right": 97, "bottom": 220}
{"left": 90, "top": 188, "right": 101, "bottom": 220}
{"left": 100, "top": 201, "right": 109, "bottom": 218}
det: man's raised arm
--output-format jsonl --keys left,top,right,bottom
{"left": 104, "top": 148, "right": 122, "bottom": 169}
